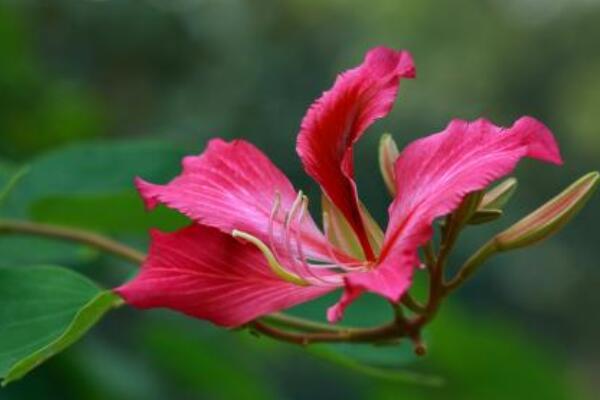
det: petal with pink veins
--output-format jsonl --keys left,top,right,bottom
{"left": 296, "top": 47, "right": 415, "bottom": 260}
{"left": 136, "top": 138, "right": 344, "bottom": 263}
{"left": 331, "top": 116, "right": 562, "bottom": 320}
{"left": 115, "top": 224, "right": 335, "bottom": 328}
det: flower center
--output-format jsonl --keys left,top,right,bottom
{"left": 233, "top": 192, "right": 365, "bottom": 286}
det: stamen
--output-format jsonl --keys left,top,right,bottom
{"left": 268, "top": 191, "right": 283, "bottom": 263}
{"left": 282, "top": 190, "right": 306, "bottom": 273}
{"left": 293, "top": 196, "right": 342, "bottom": 286}
{"left": 232, "top": 230, "right": 309, "bottom": 286}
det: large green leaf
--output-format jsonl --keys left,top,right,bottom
{"left": 0, "top": 266, "right": 122, "bottom": 386}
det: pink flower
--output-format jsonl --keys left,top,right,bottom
{"left": 115, "top": 47, "right": 562, "bottom": 327}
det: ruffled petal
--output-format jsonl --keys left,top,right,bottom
{"left": 296, "top": 47, "right": 415, "bottom": 260}
{"left": 332, "top": 116, "right": 562, "bottom": 318}
{"left": 136, "top": 138, "right": 339, "bottom": 262}
{"left": 115, "top": 225, "right": 334, "bottom": 328}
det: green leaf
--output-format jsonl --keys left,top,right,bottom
{"left": 30, "top": 192, "right": 187, "bottom": 234}
{"left": 2, "top": 139, "right": 187, "bottom": 219}
{"left": 0, "top": 266, "right": 122, "bottom": 386}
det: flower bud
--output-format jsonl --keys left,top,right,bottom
{"left": 378, "top": 133, "right": 399, "bottom": 196}
{"left": 480, "top": 177, "right": 518, "bottom": 210}
{"left": 495, "top": 172, "right": 599, "bottom": 250}
{"left": 322, "top": 194, "right": 364, "bottom": 260}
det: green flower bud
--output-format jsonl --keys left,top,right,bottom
{"left": 495, "top": 172, "right": 599, "bottom": 250}
{"left": 378, "top": 133, "right": 400, "bottom": 196}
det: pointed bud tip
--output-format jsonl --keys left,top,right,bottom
{"left": 378, "top": 133, "right": 400, "bottom": 196}
{"left": 480, "top": 177, "right": 518, "bottom": 210}
{"left": 495, "top": 171, "right": 599, "bottom": 250}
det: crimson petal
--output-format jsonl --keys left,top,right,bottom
{"left": 115, "top": 225, "right": 334, "bottom": 327}
{"left": 332, "top": 117, "right": 562, "bottom": 320}
{"left": 296, "top": 47, "right": 415, "bottom": 260}
{"left": 136, "top": 138, "right": 336, "bottom": 262}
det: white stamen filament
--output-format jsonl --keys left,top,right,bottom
{"left": 293, "top": 196, "right": 343, "bottom": 286}
{"left": 259, "top": 191, "right": 365, "bottom": 287}
{"left": 267, "top": 191, "right": 283, "bottom": 263}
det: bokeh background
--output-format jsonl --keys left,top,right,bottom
{"left": 1, "top": 0, "right": 599, "bottom": 399}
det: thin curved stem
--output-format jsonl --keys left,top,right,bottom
{"left": 444, "top": 239, "right": 498, "bottom": 293}
{"left": 422, "top": 240, "right": 437, "bottom": 270}
{"left": 260, "top": 313, "right": 357, "bottom": 333}
{"left": 251, "top": 320, "right": 403, "bottom": 346}
{"left": 0, "top": 219, "right": 146, "bottom": 264}
{"left": 401, "top": 294, "right": 427, "bottom": 314}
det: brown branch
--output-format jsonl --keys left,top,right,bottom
{"left": 251, "top": 320, "right": 403, "bottom": 346}
{"left": 0, "top": 219, "right": 146, "bottom": 264}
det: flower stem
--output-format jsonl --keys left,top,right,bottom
{"left": 0, "top": 219, "right": 146, "bottom": 264}
{"left": 444, "top": 239, "right": 498, "bottom": 293}
{"left": 251, "top": 320, "right": 402, "bottom": 345}
{"left": 401, "top": 294, "right": 426, "bottom": 314}
{"left": 260, "top": 313, "right": 356, "bottom": 333}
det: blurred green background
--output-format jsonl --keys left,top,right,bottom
{"left": 0, "top": 0, "right": 599, "bottom": 399}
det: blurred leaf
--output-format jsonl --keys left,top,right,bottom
{"left": 2, "top": 139, "right": 188, "bottom": 219}
{"left": 0, "top": 237, "right": 96, "bottom": 269}
{"left": 0, "top": 266, "right": 120, "bottom": 386}
{"left": 0, "top": 166, "right": 28, "bottom": 208}
{"left": 141, "top": 321, "right": 278, "bottom": 400}
{"left": 308, "top": 344, "right": 443, "bottom": 386}
{"left": 0, "top": 161, "right": 17, "bottom": 191}
{"left": 310, "top": 342, "right": 416, "bottom": 368}
{"left": 373, "top": 306, "right": 586, "bottom": 400}
{"left": 56, "top": 338, "right": 166, "bottom": 400}
{"left": 30, "top": 192, "right": 187, "bottom": 234}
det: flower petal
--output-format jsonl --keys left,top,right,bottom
{"left": 332, "top": 116, "right": 562, "bottom": 319}
{"left": 136, "top": 138, "right": 338, "bottom": 262}
{"left": 296, "top": 47, "right": 415, "bottom": 260}
{"left": 115, "top": 225, "right": 334, "bottom": 328}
